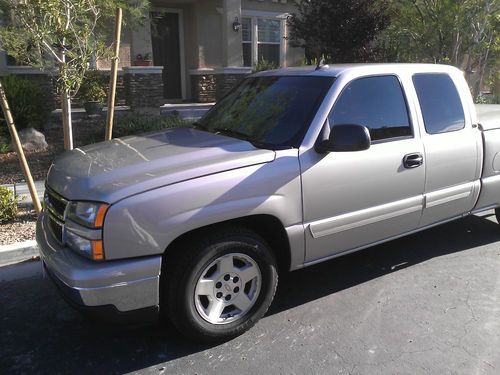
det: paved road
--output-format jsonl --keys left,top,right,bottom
{"left": 1, "top": 212, "right": 500, "bottom": 375}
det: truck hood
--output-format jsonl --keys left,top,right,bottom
{"left": 47, "top": 127, "right": 276, "bottom": 203}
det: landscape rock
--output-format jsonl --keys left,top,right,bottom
{"left": 12, "top": 128, "right": 48, "bottom": 152}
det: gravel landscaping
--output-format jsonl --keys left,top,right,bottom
{"left": 0, "top": 208, "right": 38, "bottom": 245}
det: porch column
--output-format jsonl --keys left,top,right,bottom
{"left": 222, "top": 0, "right": 243, "bottom": 67}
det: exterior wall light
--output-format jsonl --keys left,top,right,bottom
{"left": 232, "top": 17, "right": 242, "bottom": 32}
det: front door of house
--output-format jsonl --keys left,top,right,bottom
{"left": 151, "top": 12, "right": 182, "bottom": 99}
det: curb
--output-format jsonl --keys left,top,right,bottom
{"left": 0, "top": 240, "right": 40, "bottom": 266}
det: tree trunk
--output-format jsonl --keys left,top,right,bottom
{"left": 59, "top": 40, "right": 73, "bottom": 150}
{"left": 475, "top": 33, "right": 493, "bottom": 101}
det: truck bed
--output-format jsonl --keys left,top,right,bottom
{"left": 476, "top": 104, "right": 500, "bottom": 130}
{"left": 474, "top": 104, "right": 500, "bottom": 211}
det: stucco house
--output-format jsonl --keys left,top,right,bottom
{"left": 0, "top": 0, "right": 304, "bottom": 108}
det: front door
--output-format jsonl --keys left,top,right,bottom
{"left": 300, "top": 75, "right": 426, "bottom": 264}
{"left": 151, "top": 12, "right": 182, "bottom": 99}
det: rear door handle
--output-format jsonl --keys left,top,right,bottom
{"left": 403, "top": 153, "right": 423, "bottom": 169}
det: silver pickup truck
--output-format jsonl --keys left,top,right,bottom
{"left": 37, "top": 64, "right": 500, "bottom": 342}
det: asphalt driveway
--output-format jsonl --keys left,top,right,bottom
{"left": 1, "top": 211, "right": 499, "bottom": 374}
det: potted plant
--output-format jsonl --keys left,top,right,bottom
{"left": 134, "top": 52, "right": 153, "bottom": 66}
{"left": 79, "top": 70, "right": 107, "bottom": 115}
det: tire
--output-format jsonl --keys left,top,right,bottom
{"left": 496, "top": 208, "right": 500, "bottom": 224}
{"left": 162, "top": 227, "right": 278, "bottom": 343}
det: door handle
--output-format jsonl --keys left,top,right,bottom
{"left": 403, "top": 153, "right": 423, "bottom": 169}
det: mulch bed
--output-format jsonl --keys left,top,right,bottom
{"left": 1, "top": 118, "right": 104, "bottom": 185}
{"left": 0, "top": 128, "right": 63, "bottom": 185}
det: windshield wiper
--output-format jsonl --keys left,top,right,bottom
{"left": 191, "top": 121, "right": 208, "bottom": 130}
{"left": 212, "top": 127, "right": 270, "bottom": 149}
{"left": 213, "top": 127, "right": 251, "bottom": 140}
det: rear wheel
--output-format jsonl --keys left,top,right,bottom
{"left": 163, "top": 227, "right": 278, "bottom": 343}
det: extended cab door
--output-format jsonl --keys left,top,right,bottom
{"left": 300, "top": 75, "right": 426, "bottom": 264}
{"left": 412, "top": 73, "right": 482, "bottom": 227}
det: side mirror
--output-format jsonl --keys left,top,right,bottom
{"left": 316, "top": 123, "right": 371, "bottom": 153}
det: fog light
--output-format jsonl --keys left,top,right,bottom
{"left": 64, "top": 229, "right": 104, "bottom": 261}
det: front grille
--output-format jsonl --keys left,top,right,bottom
{"left": 44, "top": 187, "right": 68, "bottom": 244}
{"left": 49, "top": 215, "right": 64, "bottom": 242}
{"left": 46, "top": 189, "right": 67, "bottom": 220}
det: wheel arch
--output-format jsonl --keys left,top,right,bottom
{"left": 161, "top": 214, "right": 292, "bottom": 275}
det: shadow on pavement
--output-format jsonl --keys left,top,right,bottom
{"left": 0, "top": 214, "right": 498, "bottom": 374}
{"left": 269, "top": 213, "right": 500, "bottom": 316}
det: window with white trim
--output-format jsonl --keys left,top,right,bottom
{"left": 242, "top": 16, "right": 282, "bottom": 67}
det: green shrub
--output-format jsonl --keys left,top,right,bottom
{"left": 0, "top": 128, "right": 9, "bottom": 153}
{"left": 78, "top": 70, "right": 107, "bottom": 103}
{"left": 0, "top": 75, "right": 50, "bottom": 130}
{"left": 112, "top": 113, "right": 190, "bottom": 138}
{"left": 0, "top": 186, "right": 18, "bottom": 223}
{"left": 253, "top": 58, "right": 278, "bottom": 72}
{"left": 475, "top": 93, "right": 499, "bottom": 104}
{"left": 0, "top": 140, "right": 9, "bottom": 154}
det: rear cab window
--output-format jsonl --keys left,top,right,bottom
{"left": 412, "top": 73, "right": 465, "bottom": 134}
{"left": 328, "top": 75, "right": 413, "bottom": 142}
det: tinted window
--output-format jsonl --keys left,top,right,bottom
{"left": 329, "top": 76, "right": 412, "bottom": 141}
{"left": 413, "top": 74, "right": 465, "bottom": 134}
{"left": 199, "top": 76, "right": 333, "bottom": 148}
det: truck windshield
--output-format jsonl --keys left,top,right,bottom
{"left": 197, "top": 76, "right": 334, "bottom": 149}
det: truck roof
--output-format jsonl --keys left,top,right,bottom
{"left": 251, "top": 63, "right": 463, "bottom": 78}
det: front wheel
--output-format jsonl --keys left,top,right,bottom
{"left": 163, "top": 228, "right": 278, "bottom": 343}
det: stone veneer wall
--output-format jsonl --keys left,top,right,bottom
{"left": 191, "top": 72, "right": 249, "bottom": 103}
{"left": 191, "top": 74, "right": 217, "bottom": 103}
{"left": 5, "top": 67, "right": 155, "bottom": 110}
{"left": 215, "top": 74, "right": 247, "bottom": 99}
{"left": 96, "top": 72, "right": 126, "bottom": 106}
{"left": 123, "top": 67, "right": 163, "bottom": 108}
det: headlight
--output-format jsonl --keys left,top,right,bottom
{"left": 64, "top": 201, "right": 108, "bottom": 260}
{"left": 65, "top": 201, "right": 109, "bottom": 228}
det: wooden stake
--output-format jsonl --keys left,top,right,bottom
{"left": 61, "top": 88, "right": 73, "bottom": 149}
{"left": 105, "top": 8, "right": 123, "bottom": 141}
{"left": 0, "top": 78, "right": 42, "bottom": 214}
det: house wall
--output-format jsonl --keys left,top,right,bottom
{"left": 97, "top": 29, "right": 133, "bottom": 69}
{"left": 130, "top": 22, "right": 153, "bottom": 64}
{"left": 1, "top": 0, "right": 304, "bottom": 107}
{"left": 241, "top": 0, "right": 303, "bottom": 67}
{"left": 186, "top": 0, "right": 305, "bottom": 102}
{"left": 194, "top": 0, "right": 224, "bottom": 68}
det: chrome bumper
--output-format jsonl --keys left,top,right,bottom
{"left": 36, "top": 212, "right": 162, "bottom": 313}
